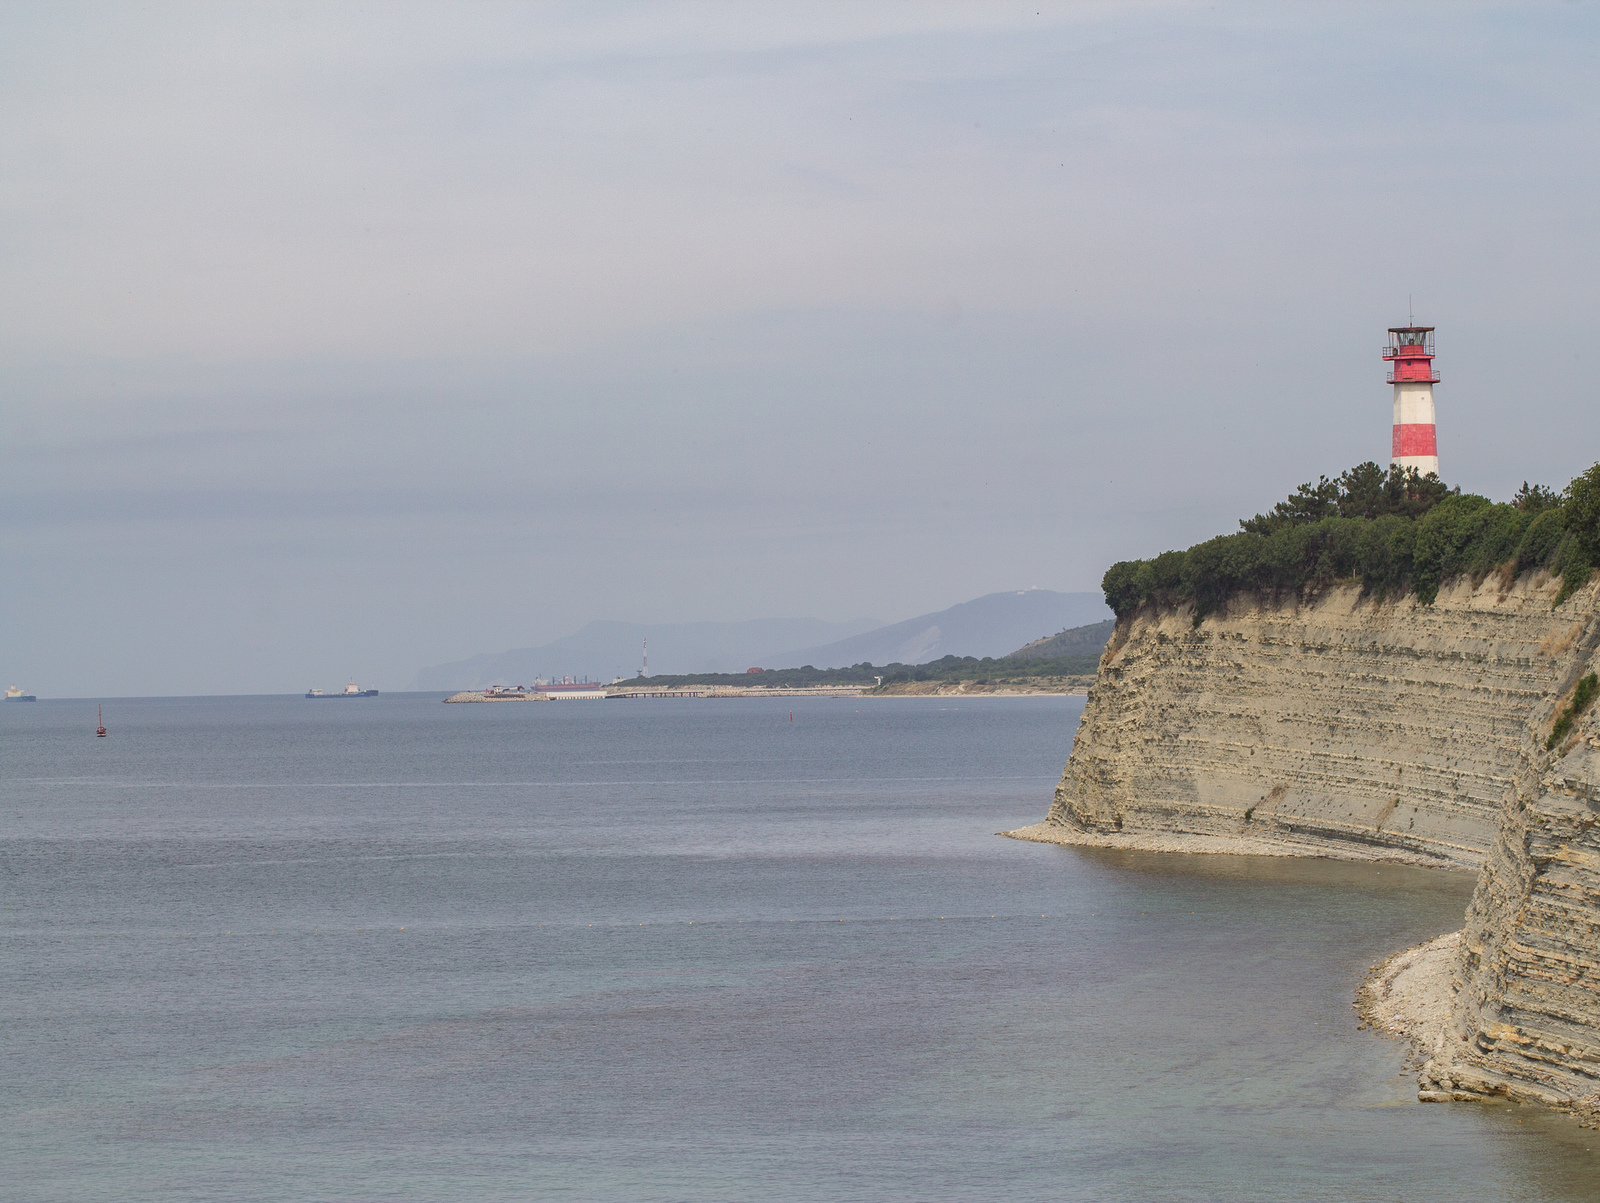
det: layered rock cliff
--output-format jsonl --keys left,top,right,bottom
{"left": 1022, "top": 573, "right": 1595, "bottom": 867}
{"left": 1421, "top": 625, "right": 1600, "bottom": 1110}
{"left": 1014, "top": 569, "right": 1600, "bottom": 1112}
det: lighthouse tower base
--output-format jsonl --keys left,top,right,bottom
{"left": 1392, "top": 381, "right": 1438, "bottom": 477}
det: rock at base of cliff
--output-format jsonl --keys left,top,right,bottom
{"left": 1002, "top": 821, "right": 1446, "bottom": 865}
{"left": 1358, "top": 930, "right": 1461, "bottom": 1059}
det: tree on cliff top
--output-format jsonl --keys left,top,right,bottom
{"left": 1238, "top": 463, "right": 1453, "bottom": 535}
{"left": 1514, "top": 481, "right": 1561, "bottom": 514}
{"left": 1563, "top": 464, "right": 1600, "bottom": 561}
{"left": 1103, "top": 463, "right": 1597, "bottom": 621}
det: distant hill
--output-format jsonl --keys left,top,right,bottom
{"left": 413, "top": 589, "right": 1114, "bottom": 690}
{"left": 413, "top": 615, "right": 884, "bottom": 691}
{"left": 592, "top": 619, "right": 1117, "bottom": 691}
{"left": 762, "top": 590, "right": 1111, "bottom": 670}
{"left": 1008, "top": 619, "right": 1117, "bottom": 661}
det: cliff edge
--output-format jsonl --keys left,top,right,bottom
{"left": 1420, "top": 621, "right": 1600, "bottom": 1112}
{"left": 1012, "top": 572, "right": 1595, "bottom": 867}
{"left": 1011, "top": 567, "right": 1600, "bottom": 1113}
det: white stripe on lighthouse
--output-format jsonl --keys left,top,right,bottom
{"left": 1391, "top": 381, "right": 1438, "bottom": 476}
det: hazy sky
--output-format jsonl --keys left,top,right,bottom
{"left": 4, "top": 1, "right": 1598, "bottom": 696}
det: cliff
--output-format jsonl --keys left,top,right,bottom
{"left": 1014, "top": 568, "right": 1600, "bottom": 1113}
{"left": 1421, "top": 627, "right": 1600, "bottom": 1111}
{"left": 1016, "top": 573, "right": 1594, "bottom": 867}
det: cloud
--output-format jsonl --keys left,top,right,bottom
{"left": 2, "top": 2, "right": 1598, "bottom": 694}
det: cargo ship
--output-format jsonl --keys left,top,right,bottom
{"left": 306, "top": 681, "right": 379, "bottom": 698}
{"left": 5, "top": 685, "right": 36, "bottom": 701}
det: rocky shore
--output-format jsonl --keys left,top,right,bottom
{"left": 1003, "top": 820, "right": 1375, "bottom": 859}
{"left": 1023, "top": 570, "right": 1600, "bottom": 1120}
{"left": 1356, "top": 932, "right": 1463, "bottom": 1085}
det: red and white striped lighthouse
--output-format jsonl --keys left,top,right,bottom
{"left": 1384, "top": 323, "right": 1439, "bottom": 477}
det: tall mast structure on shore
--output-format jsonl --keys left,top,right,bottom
{"left": 1384, "top": 322, "right": 1439, "bottom": 477}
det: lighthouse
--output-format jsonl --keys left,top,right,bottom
{"left": 1384, "top": 323, "right": 1439, "bottom": 477}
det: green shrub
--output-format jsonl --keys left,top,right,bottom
{"left": 1102, "top": 462, "right": 1598, "bottom": 619}
{"left": 1553, "top": 538, "right": 1594, "bottom": 609}
{"left": 1547, "top": 672, "right": 1600, "bottom": 750}
{"left": 1516, "top": 508, "right": 1566, "bottom": 571}
{"left": 1565, "top": 464, "right": 1600, "bottom": 561}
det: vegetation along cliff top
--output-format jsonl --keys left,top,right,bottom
{"left": 1102, "top": 460, "right": 1600, "bottom": 621}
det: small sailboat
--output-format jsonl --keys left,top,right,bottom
{"left": 96, "top": 705, "right": 107, "bottom": 738}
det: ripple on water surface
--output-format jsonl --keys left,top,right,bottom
{"left": 5, "top": 693, "right": 1600, "bottom": 1201}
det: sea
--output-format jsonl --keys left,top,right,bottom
{"left": 6, "top": 693, "right": 1600, "bottom": 1201}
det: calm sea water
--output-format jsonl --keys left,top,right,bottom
{"left": 6, "top": 693, "right": 1600, "bottom": 1201}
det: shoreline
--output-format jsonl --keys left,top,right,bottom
{"left": 870, "top": 681, "right": 1090, "bottom": 697}
{"left": 1355, "top": 930, "right": 1464, "bottom": 1098}
{"left": 1350, "top": 930, "right": 1600, "bottom": 1122}
{"left": 1361, "top": 933, "right": 1600, "bottom": 1126}
{"left": 1011, "top": 824, "right": 1600, "bottom": 1130}
{"left": 442, "top": 687, "right": 1092, "bottom": 703}
{"left": 1001, "top": 821, "right": 1461, "bottom": 867}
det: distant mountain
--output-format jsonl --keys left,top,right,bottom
{"left": 761, "top": 590, "right": 1112, "bottom": 669}
{"left": 413, "top": 616, "right": 885, "bottom": 690}
{"left": 413, "top": 589, "right": 1115, "bottom": 689}
{"left": 1008, "top": 618, "right": 1117, "bottom": 661}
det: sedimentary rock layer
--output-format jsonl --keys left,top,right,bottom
{"left": 1032, "top": 574, "right": 1595, "bottom": 868}
{"left": 1425, "top": 629, "right": 1600, "bottom": 1110}
{"left": 1024, "top": 569, "right": 1600, "bottom": 1109}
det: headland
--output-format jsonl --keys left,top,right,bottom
{"left": 1012, "top": 459, "right": 1600, "bottom": 1118}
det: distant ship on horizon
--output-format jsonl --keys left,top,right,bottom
{"left": 306, "top": 681, "right": 379, "bottom": 698}
{"left": 5, "top": 685, "right": 36, "bottom": 702}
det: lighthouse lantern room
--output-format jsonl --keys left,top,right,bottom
{"left": 1384, "top": 324, "right": 1439, "bottom": 477}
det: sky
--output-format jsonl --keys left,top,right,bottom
{"left": 4, "top": 1, "right": 1599, "bottom": 697}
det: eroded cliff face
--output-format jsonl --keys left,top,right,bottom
{"left": 1030, "top": 569, "right": 1600, "bottom": 1110}
{"left": 1039, "top": 573, "right": 1596, "bottom": 868}
{"left": 1423, "top": 633, "right": 1600, "bottom": 1109}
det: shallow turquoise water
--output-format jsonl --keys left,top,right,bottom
{"left": 5, "top": 693, "right": 1600, "bottom": 1200}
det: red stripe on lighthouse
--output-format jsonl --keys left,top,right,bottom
{"left": 1392, "top": 424, "right": 1437, "bottom": 457}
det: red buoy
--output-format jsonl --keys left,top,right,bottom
{"left": 96, "top": 705, "right": 106, "bottom": 738}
